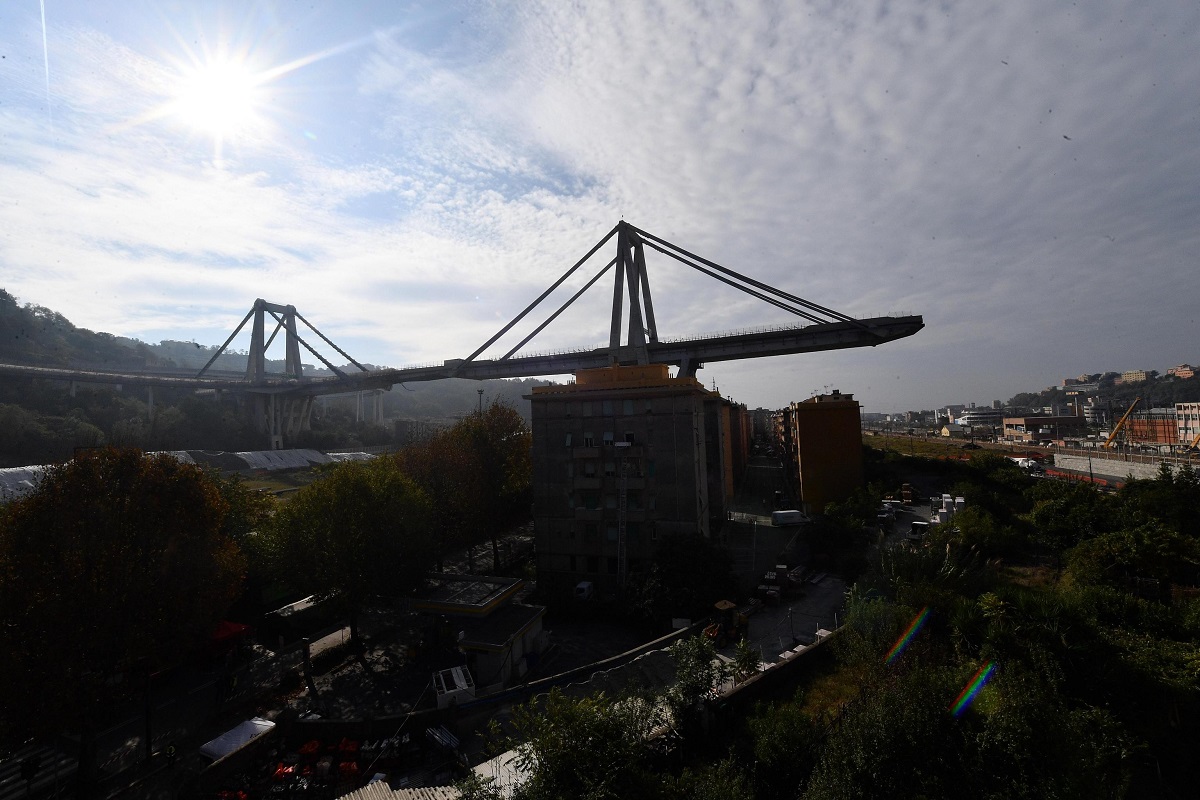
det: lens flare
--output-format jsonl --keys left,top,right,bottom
{"left": 950, "top": 661, "right": 997, "bottom": 717}
{"left": 884, "top": 606, "right": 929, "bottom": 664}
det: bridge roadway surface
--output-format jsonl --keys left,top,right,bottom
{"left": 0, "top": 315, "right": 923, "bottom": 396}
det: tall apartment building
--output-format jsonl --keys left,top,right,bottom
{"left": 528, "top": 364, "right": 742, "bottom": 600}
{"left": 782, "top": 390, "right": 864, "bottom": 514}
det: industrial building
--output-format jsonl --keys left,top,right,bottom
{"left": 780, "top": 390, "right": 864, "bottom": 514}
{"left": 1002, "top": 410, "right": 1088, "bottom": 443}
{"left": 528, "top": 364, "right": 748, "bottom": 601}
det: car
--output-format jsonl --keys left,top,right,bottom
{"left": 962, "top": 442, "right": 981, "bottom": 450}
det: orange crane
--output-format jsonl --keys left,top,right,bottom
{"left": 1103, "top": 397, "right": 1141, "bottom": 449}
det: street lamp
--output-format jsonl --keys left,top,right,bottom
{"left": 477, "top": 388, "right": 484, "bottom": 415}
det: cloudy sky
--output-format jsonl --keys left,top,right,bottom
{"left": 2, "top": 1, "right": 1197, "bottom": 413}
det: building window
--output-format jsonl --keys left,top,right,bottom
{"left": 583, "top": 491, "right": 599, "bottom": 510}
{"left": 564, "top": 432, "right": 572, "bottom": 447}
{"left": 585, "top": 523, "right": 597, "bottom": 540}
{"left": 604, "top": 461, "right": 616, "bottom": 477}
{"left": 648, "top": 495, "right": 656, "bottom": 510}
{"left": 623, "top": 399, "right": 634, "bottom": 415}
{"left": 606, "top": 525, "right": 617, "bottom": 541}
{"left": 647, "top": 460, "right": 656, "bottom": 477}
{"left": 583, "top": 401, "right": 592, "bottom": 417}
{"left": 628, "top": 522, "right": 640, "bottom": 538}
{"left": 566, "top": 462, "right": 574, "bottom": 479}
{"left": 603, "top": 431, "right": 614, "bottom": 446}
{"left": 584, "top": 461, "right": 596, "bottom": 477}
{"left": 607, "top": 557, "right": 618, "bottom": 574}
{"left": 587, "top": 556, "right": 599, "bottom": 573}
{"left": 624, "top": 431, "right": 636, "bottom": 444}
{"left": 603, "top": 400, "right": 614, "bottom": 415}
{"left": 645, "top": 400, "right": 653, "bottom": 413}
{"left": 605, "top": 494, "right": 616, "bottom": 509}
{"left": 584, "top": 431, "right": 595, "bottom": 447}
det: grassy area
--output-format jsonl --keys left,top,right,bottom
{"left": 797, "top": 660, "right": 870, "bottom": 721}
{"left": 863, "top": 432, "right": 971, "bottom": 460}
{"left": 241, "top": 467, "right": 327, "bottom": 496}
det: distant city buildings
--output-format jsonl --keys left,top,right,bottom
{"left": 1116, "top": 369, "right": 1150, "bottom": 385}
{"left": 1168, "top": 364, "right": 1195, "bottom": 380}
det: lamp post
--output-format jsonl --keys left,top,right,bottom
{"left": 477, "top": 388, "right": 484, "bottom": 415}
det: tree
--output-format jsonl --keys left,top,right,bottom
{"left": 665, "top": 634, "right": 730, "bottom": 740}
{"left": 746, "top": 693, "right": 822, "bottom": 800}
{"left": 260, "top": 458, "right": 433, "bottom": 642}
{"left": 0, "top": 448, "right": 245, "bottom": 793}
{"left": 1028, "top": 480, "right": 1109, "bottom": 570}
{"left": 1063, "top": 522, "right": 1200, "bottom": 594}
{"left": 395, "top": 431, "right": 486, "bottom": 569}
{"left": 484, "top": 687, "right": 663, "bottom": 800}
{"left": 449, "top": 400, "right": 532, "bottom": 570}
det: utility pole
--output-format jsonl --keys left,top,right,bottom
{"left": 477, "top": 388, "right": 484, "bottom": 415}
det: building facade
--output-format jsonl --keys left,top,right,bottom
{"left": 529, "top": 364, "right": 737, "bottom": 600}
{"left": 1168, "top": 365, "right": 1195, "bottom": 380}
{"left": 954, "top": 406, "right": 1004, "bottom": 427}
{"left": 1127, "top": 409, "right": 1178, "bottom": 446}
{"left": 783, "top": 390, "right": 864, "bottom": 514}
{"left": 1117, "top": 369, "right": 1150, "bottom": 384}
{"left": 1002, "top": 411, "right": 1088, "bottom": 443}
{"left": 1177, "top": 403, "right": 1200, "bottom": 448}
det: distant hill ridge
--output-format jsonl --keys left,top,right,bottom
{"left": 0, "top": 289, "right": 344, "bottom": 376}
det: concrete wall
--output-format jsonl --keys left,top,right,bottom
{"left": 1053, "top": 453, "right": 1168, "bottom": 482}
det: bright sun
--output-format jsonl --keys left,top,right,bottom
{"left": 172, "top": 59, "right": 262, "bottom": 139}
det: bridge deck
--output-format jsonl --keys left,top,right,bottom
{"left": 0, "top": 315, "right": 922, "bottom": 396}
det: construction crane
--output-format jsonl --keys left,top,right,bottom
{"left": 1103, "top": 397, "right": 1141, "bottom": 449}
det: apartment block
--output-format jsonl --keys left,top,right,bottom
{"left": 782, "top": 390, "right": 864, "bottom": 514}
{"left": 528, "top": 364, "right": 741, "bottom": 601}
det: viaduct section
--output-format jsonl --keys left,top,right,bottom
{"left": 0, "top": 222, "right": 923, "bottom": 448}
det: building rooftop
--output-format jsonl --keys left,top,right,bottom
{"left": 455, "top": 603, "right": 545, "bottom": 651}
{"left": 412, "top": 574, "right": 524, "bottom": 617}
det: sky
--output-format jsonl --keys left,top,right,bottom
{"left": 1, "top": 1, "right": 1198, "bottom": 414}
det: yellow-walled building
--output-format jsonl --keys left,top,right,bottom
{"left": 783, "top": 390, "right": 864, "bottom": 513}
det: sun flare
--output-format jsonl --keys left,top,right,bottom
{"left": 172, "top": 58, "right": 262, "bottom": 139}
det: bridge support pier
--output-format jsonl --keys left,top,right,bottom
{"left": 356, "top": 390, "right": 385, "bottom": 425}
{"left": 250, "top": 393, "right": 314, "bottom": 450}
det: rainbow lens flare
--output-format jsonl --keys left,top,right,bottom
{"left": 884, "top": 606, "right": 930, "bottom": 664}
{"left": 950, "top": 661, "right": 997, "bottom": 717}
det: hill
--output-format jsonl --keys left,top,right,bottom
{"left": 0, "top": 289, "right": 553, "bottom": 465}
